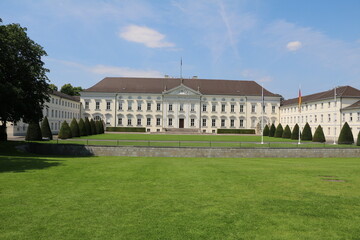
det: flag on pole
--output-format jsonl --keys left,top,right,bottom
{"left": 298, "top": 88, "right": 302, "bottom": 112}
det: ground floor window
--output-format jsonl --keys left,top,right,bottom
{"left": 240, "top": 119, "right": 244, "bottom": 127}
{"left": 221, "top": 119, "right": 225, "bottom": 127}
{"left": 147, "top": 118, "right": 151, "bottom": 126}
{"left": 191, "top": 118, "right": 195, "bottom": 127}
{"left": 156, "top": 118, "right": 161, "bottom": 126}
{"left": 212, "top": 119, "right": 216, "bottom": 127}
{"left": 118, "top": 118, "right": 122, "bottom": 125}
{"left": 169, "top": 118, "right": 172, "bottom": 126}
{"left": 128, "top": 119, "right": 132, "bottom": 126}
{"left": 230, "top": 119, "right": 235, "bottom": 127}
{"left": 202, "top": 119, "right": 206, "bottom": 127}
{"left": 137, "top": 118, "right": 141, "bottom": 126}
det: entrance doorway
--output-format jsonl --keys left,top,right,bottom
{"left": 179, "top": 118, "right": 184, "bottom": 128}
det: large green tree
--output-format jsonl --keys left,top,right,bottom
{"left": 60, "top": 83, "right": 83, "bottom": 96}
{"left": 0, "top": 20, "right": 50, "bottom": 141}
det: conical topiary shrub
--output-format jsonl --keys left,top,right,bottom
{"left": 291, "top": 124, "right": 300, "bottom": 140}
{"left": 41, "top": 116, "right": 53, "bottom": 140}
{"left": 313, "top": 125, "right": 326, "bottom": 143}
{"left": 269, "top": 123, "right": 276, "bottom": 137}
{"left": 274, "top": 123, "right": 284, "bottom": 138}
{"left": 84, "top": 117, "right": 91, "bottom": 135}
{"left": 101, "top": 120, "right": 105, "bottom": 133}
{"left": 90, "top": 119, "right": 96, "bottom": 135}
{"left": 357, "top": 131, "right": 360, "bottom": 146}
{"left": 263, "top": 125, "right": 269, "bottom": 136}
{"left": 95, "top": 120, "right": 101, "bottom": 134}
{"left": 58, "top": 121, "right": 72, "bottom": 139}
{"left": 282, "top": 125, "right": 291, "bottom": 138}
{"left": 301, "top": 122, "right": 312, "bottom": 141}
{"left": 25, "top": 121, "right": 42, "bottom": 141}
{"left": 338, "top": 122, "right": 354, "bottom": 144}
{"left": 78, "top": 118, "right": 87, "bottom": 136}
{"left": 70, "top": 118, "right": 80, "bottom": 137}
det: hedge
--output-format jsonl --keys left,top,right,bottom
{"left": 84, "top": 117, "right": 91, "bottom": 136}
{"left": 274, "top": 123, "right": 284, "bottom": 138}
{"left": 25, "top": 121, "right": 42, "bottom": 141}
{"left": 338, "top": 122, "right": 354, "bottom": 144}
{"left": 313, "top": 125, "right": 326, "bottom": 143}
{"left": 291, "top": 124, "right": 300, "bottom": 140}
{"left": 41, "top": 116, "right": 53, "bottom": 140}
{"left": 269, "top": 124, "right": 276, "bottom": 137}
{"left": 58, "top": 121, "right": 72, "bottom": 139}
{"left": 90, "top": 119, "right": 96, "bottom": 135}
{"left": 95, "top": 120, "right": 102, "bottom": 134}
{"left": 301, "top": 122, "right": 312, "bottom": 141}
{"left": 282, "top": 125, "right": 291, "bottom": 138}
{"left": 106, "top": 127, "right": 146, "bottom": 132}
{"left": 78, "top": 118, "right": 87, "bottom": 136}
{"left": 217, "top": 129, "right": 255, "bottom": 134}
{"left": 263, "top": 125, "right": 269, "bottom": 136}
{"left": 70, "top": 118, "right": 80, "bottom": 137}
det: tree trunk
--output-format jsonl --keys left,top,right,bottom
{"left": 0, "top": 121, "right": 7, "bottom": 141}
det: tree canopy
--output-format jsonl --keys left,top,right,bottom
{"left": 0, "top": 20, "right": 50, "bottom": 140}
{"left": 60, "top": 83, "right": 83, "bottom": 96}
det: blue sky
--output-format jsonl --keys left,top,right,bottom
{"left": 1, "top": 0, "right": 360, "bottom": 99}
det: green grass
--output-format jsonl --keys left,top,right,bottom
{"left": 1, "top": 141, "right": 360, "bottom": 239}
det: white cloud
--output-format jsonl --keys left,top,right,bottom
{"left": 241, "top": 69, "right": 273, "bottom": 83}
{"left": 286, "top": 41, "right": 302, "bottom": 51}
{"left": 90, "top": 65, "right": 163, "bottom": 77}
{"left": 119, "top": 25, "right": 175, "bottom": 48}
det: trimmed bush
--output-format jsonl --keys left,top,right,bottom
{"left": 357, "top": 131, "right": 360, "bottom": 146}
{"left": 106, "top": 127, "right": 146, "bottom": 133}
{"left": 338, "top": 122, "right": 354, "bottom": 144}
{"left": 25, "top": 121, "right": 42, "bottom": 141}
{"left": 95, "top": 120, "right": 101, "bottom": 134}
{"left": 41, "top": 116, "right": 53, "bottom": 140}
{"left": 101, "top": 120, "right": 105, "bottom": 133}
{"left": 70, "top": 118, "right": 80, "bottom": 137}
{"left": 90, "top": 119, "right": 96, "bottom": 135}
{"left": 282, "top": 125, "right": 291, "bottom": 138}
{"left": 313, "top": 125, "right": 326, "bottom": 143}
{"left": 58, "top": 121, "right": 72, "bottom": 139}
{"left": 291, "top": 124, "right": 300, "bottom": 140}
{"left": 78, "top": 118, "right": 87, "bottom": 136}
{"left": 269, "top": 123, "right": 276, "bottom": 137}
{"left": 217, "top": 129, "right": 256, "bottom": 134}
{"left": 84, "top": 117, "right": 91, "bottom": 136}
{"left": 274, "top": 123, "right": 283, "bottom": 138}
{"left": 301, "top": 123, "right": 312, "bottom": 141}
{"left": 263, "top": 125, "right": 269, "bottom": 136}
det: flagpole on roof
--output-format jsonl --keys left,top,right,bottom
{"left": 180, "top": 57, "right": 183, "bottom": 79}
{"left": 261, "top": 84, "right": 264, "bottom": 144}
{"left": 298, "top": 85, "right": 302, "bottom": 145}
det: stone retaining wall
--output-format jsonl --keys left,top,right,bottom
{"left": 22, "top": 143, "right": 360, "bottom": 158}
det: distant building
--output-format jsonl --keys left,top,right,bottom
{"left": 280, "top": 86, "right": 360, "bottom": 140}
{"left": 7, "top": 91, "right": 81, "bottom": 136}
{"left": 80, "top": 77, "right": 282, "bottom": 133}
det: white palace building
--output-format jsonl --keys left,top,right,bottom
{"left": 80, "top": 77, "right": 282, "bottom": 133}
{"left": 6, "top": 76, "right": 360, "bottom": 142}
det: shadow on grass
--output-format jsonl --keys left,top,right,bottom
{"left": 0, "top": 155, "right": 62, "bottom": 173}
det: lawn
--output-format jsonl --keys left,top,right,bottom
{"left": 1, "top": 142, "right": 360, "bottom": 239}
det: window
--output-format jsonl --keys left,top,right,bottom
{"left": 169, "top": 118, "right": 173, "bottom": 126}
{"left": 342, "top": 113, "right": 345, "bottom": 122}
{"left": 321, "top": 114, "right": 323, "bottom": 122}
{"left": 221, "top": 104, "right": 226, "bottom": 112}
{"left": 328, "top": 114, "right": 331, "bottom": 122}
{"left": 231, "top": 104, "right": 235, "bottom": 113}
{"left": 55, "top": 110, "right": 58, "bottom": 118}
{"left": 314, "top": 115, "right": 317, "bottom": 123}
{"left": 51, "top": 110, "right": 54, "bottom": 118}
{"left": 191, "top": 118, "right": 195, "bottom": 127}
{"left": 221, "top": 119, "right": 225, "bottom": 127}
{"left": 147, "top": 102, "right": 151, "bottom": 111}
{"left": 212, "top": 104, "right": 216, "bottom": 112}
{"left": 51, "top": 98, "right": 54, "bottom": 104}
{"left": 95, "top": 101, "right": 100, "bottom": 110}
{"left": 137, "top": 118, "right": 142, "bottom": 126}
{"left": 94, "top": 116, "right": 101, "bottom": 121}
{"left": 156, "top": 118, "right": 161, "bottom": 126}
{"left": 137, "top": 103, "right": 142, "bottom": 111}
{"left": 321, "top": 103, "right": 324, "bottom": 109}
{"left": 85, "top": 101, "right": 89, "bottom": 110}
{"left": 240, "top": 105, "right": 244, "bottom": 113}
{"left": 230, "top": 119, "right": 235, "bottom": 127}
{"left": 314, "top": 104, "right": 317, "bottom": 110}
{"left": 128, "top": 102, "right": 132, "bottom": 111}
{"left": 202, "top": 119, "right": 207, "bottom": 127}
{"left": 191, "top": 104, "right": 195, "bottom": 112}
{"left": 106, "top": 102, "right": 111, "bottom": 110}
{"left": 128, "top": 118, "right": 132, "bottom": 126}
{"left": 202, "top": 104, "right": 207, "bottom": 112}
{"left": 157, "top": 103, "right": 161, "bottom": 111}
{"left": 272, "top": 106, "right": 276, "bottom": 113}
{"left": 147, "top": 118, "right": 151, "bottom": 126}
{"left": 212, "top": 119, "right": 216, "bottom": 127}
{"left": 240, "top": 119, "right": 244, "bottom": 127}
{"left": 118, "top": 102, "right": 123, "bottom": 110}
{"left": 169, "top": 104, "right": 173, "bottom": 111}
{"left": 251, "top": 104, "right": 256, "bottom": 113}
{"left": 180, "top": 104, "right": 184, "bottom": 111}
{"left": 328, "top": 102, "right": 331, "bottom": 108}
{"left": 51, "top": 122, "right": 53, "bottom": 129}
{"left": 350, "top": 113, "right": 353, "bottom": 122}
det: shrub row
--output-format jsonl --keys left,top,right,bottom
{"left": 217, "top": 129, "right": 256, "bottom": 134}
{"left": 58, "top": 117, "right": 105, "bottom": 139}
{"left": 26, "top": 116, "right": 52, "bottom": 141}
{"left": 106, "top": 127, "right": 146, "bottom": 132}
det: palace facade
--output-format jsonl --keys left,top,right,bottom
{"left": 80, "top": 77, "right": 282, "bottom": 133}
